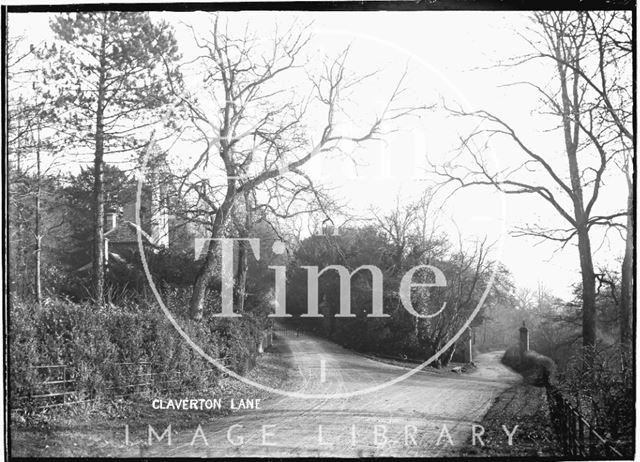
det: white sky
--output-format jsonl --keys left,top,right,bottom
{"left": 8, "top": 10, "right": 630, "bottom": 300}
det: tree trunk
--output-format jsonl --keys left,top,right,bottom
{"left": 189, "top": 195, "right": 236, "bottom": 320}
{"left": 234, "top": 240, "right": 248, "bottom": 313}
{"left": 577, "top": 226, "right": 597, "bottom": 354}
{"left": 92, "top": 19, "right": 107, "bottom": 305}
{"left": 189, "top": 72, "right": 238, "bottom": 320}
{"left": 233, "top": 194, "right": 252, "bottom": 314}
{"left": 556, "top": 49, "right": 597, "bottom": 362}
{"left": 34, "top": 114, "right": 42, "bottom": 306}
{"left": 620, "top": 175, "right": 634, "bottom": 350}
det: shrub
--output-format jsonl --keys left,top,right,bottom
{"left": 9, "top": 290, "right": 266, "bottom": 411}
{"left": 556, "top": 345, "right": 633, "bottom": 455}
{"left": 502, "top": 346, "right": 556, "bottom": 385}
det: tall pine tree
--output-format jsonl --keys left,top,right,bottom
{"left": 47, "top": 12, "right": 180, "bottom": 303}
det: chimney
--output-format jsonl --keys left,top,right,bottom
{"left": 105, "top": 208, "right": 117, "bottom": 232}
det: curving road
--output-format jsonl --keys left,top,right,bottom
{"left": 136, "top": 330, "right": 520, "bottom": 457}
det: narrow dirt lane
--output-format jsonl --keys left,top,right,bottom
{"left": 136, "top": 331, "right": 520, "bottom": 457}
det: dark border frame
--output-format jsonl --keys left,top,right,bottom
{"left": 1, "top": 2, "right": 636, "bottom": 461}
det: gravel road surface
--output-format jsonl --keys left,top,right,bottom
{"left": 136, "top": 331, "right": 520, "bottom": 457}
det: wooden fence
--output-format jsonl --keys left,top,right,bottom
{"left": 15, "top": 360, "right": 229, "bottom": 411}
{"left": 546, "top": 384, "right": 623, "bottom": 458}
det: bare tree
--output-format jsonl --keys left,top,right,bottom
{"left": 430, "top": 12, "right": 631, "bottom": 361}
{"left": 372, "top": 191, "right": 445, "bottom": 275}
{"left": 7, "top": 36, "right": 62, "bottom": 304}
{"left": 585, "top": 11, "right": 635, "bottom": 350}
{"left": 167, "top": 14, "right": 424, "bottom": 320}
{"left": 539, "top": 10, "right": 632, "bottom": 349}
{"left": 373, "top": 194, "right": 496, "bottom": 365}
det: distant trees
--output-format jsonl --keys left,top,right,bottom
{"left": 8, "top": 166, "right": 70, "bottom": 300}
{"left": 46, "top": 12, "right": 181, "bottom": 304}
{"left": 8, "top": 35, "right": 66, "bottom": 303}
{"left": 287, "top": 196, "right": 507, "bottom": 364}
{"left": 431, "top": 11, "right": 632, "bottom": 361}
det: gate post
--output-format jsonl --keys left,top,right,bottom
{"left": 519, "top": 321, "right": 529, "bottom": 356}
{"left": 465, "top": 327, "right": 473, "bottom": 363}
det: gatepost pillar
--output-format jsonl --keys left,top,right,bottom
{"left": 465, "top": 327, "right": 473, "bottom": 363}
{"left": 519, "top": 321, "right": 529, "bottom": 356}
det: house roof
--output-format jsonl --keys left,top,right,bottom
{"left": 105, "top": 220, "right": 155, "bottom": 245}
{"left": 74, "top": 222, "right": 158, "bottom": 273}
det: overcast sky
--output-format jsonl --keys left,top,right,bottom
{"left": 9, "top": 10, "right": 629, "bottom": 300}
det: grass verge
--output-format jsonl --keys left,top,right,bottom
{"left": 455, "top": 383, "right": 561, "bottom": 457}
